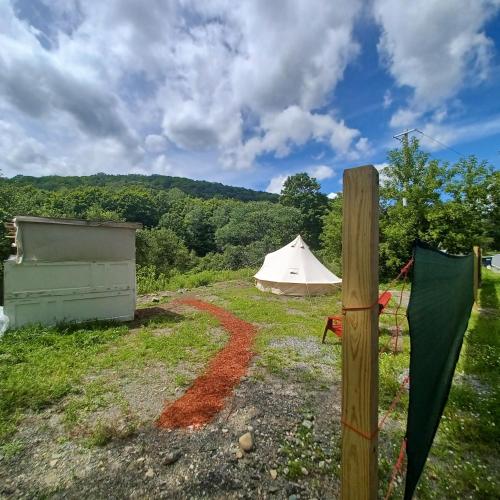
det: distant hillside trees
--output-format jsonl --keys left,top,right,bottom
{"left": 4, "top": 173, "right": 278, "bottom": 202}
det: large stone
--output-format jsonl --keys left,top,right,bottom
{"left": 163, "top": 451, "right": 181, "bottom": 465}
{"left": 238, "top": 432, "right": 254, "bottom": 452}
{"left": 301, "top": 419, "right": 313, "bottom": 430}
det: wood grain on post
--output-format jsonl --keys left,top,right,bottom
{"left": 473, "top": 246, "right": 480, "bottom": 303}
{"left": 341, "top": 165, "right": 379, "bottom": 500}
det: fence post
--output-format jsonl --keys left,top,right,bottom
{"left": 341, "top": 165, "right": 379, "bottom": 500}
{"left": 473, "top": 246, "right": 480, "bottom": 303}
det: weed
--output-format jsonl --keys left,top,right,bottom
{"left": 0, "top": 438, "right": 24, "bottom": 459}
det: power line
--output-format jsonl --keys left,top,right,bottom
{"left": 392, "top": 128, "right": 466, "bottom": 157}
{"left": 414, "top": 129, "right": 464, "bottom": 157}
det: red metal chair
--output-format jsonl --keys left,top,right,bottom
{"left": 322, "top": 291, "right": 392, "bottom": 343}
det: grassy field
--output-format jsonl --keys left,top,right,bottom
{"left": 0, "top": 270, "right": 498, "bottom": 498}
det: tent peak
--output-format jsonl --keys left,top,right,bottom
{"left": 290, "top": 234, "right": 307, "bottom": 249}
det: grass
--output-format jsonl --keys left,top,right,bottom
{"left": 136, "top": 266, "right": 256, "bottom": 294}
{"left": 0, "top": 268, "right": 498, "bottom": 498}
{"left": 0, "top": 308, "right": 227, "bottom": 444}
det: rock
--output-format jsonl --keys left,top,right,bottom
{"left": 269, "top": 485, "right": 280, "bottom": 493}
{"left": 301, "top": 420, "right": 313, "bottom": 430}
{"left": 49, "top": 459, "right": 58, "bottom": 467}
{"left": 270, "top": 469, "right": 278, "bottom": 480}
{"left": 152, "top": 297, "right": 160, "bottom": 303}
{"left": 222, "top": 428, "right": 228, "bottom": 433}
{"left": 136, "top": 457, "right": 146, "bottom": 463}
{"left": 238, "top": 432, "right": 254, "bottom": 452}
{"left": 145, "top": 468, "right": 154, "bottom": 478}
{"left": 235, "top": 450, "right": 244, "bottom": 459}
{"left": 300, "top": 467, "right": 308, "bottom": 475}
{"left": 163, "top": 451, "right": 181, "bottom": 465}
{"left": 318, "top": 461, "right": 325, "bottom": 469}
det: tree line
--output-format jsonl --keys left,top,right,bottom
{"left": 0, "top": 137, "right": 498, "bottom": 299}
{"left": 323, "top": 137, "right": 499, "bottom": 277}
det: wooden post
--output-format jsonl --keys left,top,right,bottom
{"left": 341, "top": 165, "right": 379, "bottom": 500}
{"left": 473, "top": 246, "right": 480, "bottom": 303}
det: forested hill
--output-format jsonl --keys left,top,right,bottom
{"left": 4, "top": 173, "right": 278, "bottom": 202}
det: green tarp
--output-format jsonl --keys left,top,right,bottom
{"left": 405, "top": 241, "right": 474, "bottom": 499}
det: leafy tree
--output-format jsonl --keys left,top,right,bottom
{"left": 84, "top": 204, "right": 124, "bottom": 222}
{"left": 182, "top": 201, "right": 217, "bottom": 256}
{"left": 280, "top": 173, "right": 328, "bottom": 248}
{"left": 379, "top": 137, "right": 445, "bottom": 276}
{"left": 427, "top": 156, "right": 495, "bottom": 253}
{"left": 136, "top": 227, "right": 194, "bottom": 275}
{"left": 106, "top": 187, "right": 159, "bottom": 226}
{"left": 320, "top": 194, "right": 342, "bottom": 275}
{"left": 215, "top": 202, "right": 302, "bottom": 252}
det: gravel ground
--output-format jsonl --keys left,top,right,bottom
{"left": 0, "top": 376, "right": 341, "bottom": 499}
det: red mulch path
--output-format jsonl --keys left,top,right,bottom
{"left": 157, "top": 298, "right": 257, "bottom": 429}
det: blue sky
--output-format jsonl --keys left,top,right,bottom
{"left": 1, "top": 0, "right": 499, "bottom": 197}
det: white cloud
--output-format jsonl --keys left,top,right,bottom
{"left": 0, "top": 0, "right": 368, "bottom": 178}
{"left": 417, "top": 115, "right": 500, "bottom": 152}
{"left": 383, "top": 90, "right": 393, "bottom": 109}
{"left": 327, "top": 192, "right": 339, "bottom": 199}
{"left": 309, "top": 165, "right": 335, "bottom": 180}
{"left": 374, "top": 162, "right": 390, "bottom": 184}
{"left": 266, "top": 174, "right": 289, "bottom": 194}
{"left": 374, "top": 0, "right": 500, "bottom": 125}
{"left": 145, "top": 134, "right": 168, "bottom": 153}
{"left": 231, "top": 106, "right": 362, "bottom": 169}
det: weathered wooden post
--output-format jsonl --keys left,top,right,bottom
{"left": 473, "top": 246, "right": 480, "bottom": 303}
{"left": 341, "top": 165, "right": 379, "bottom": 500}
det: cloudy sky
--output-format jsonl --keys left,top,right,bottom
{"left": 1, "top": 0, "right": 500, "bottom": 195}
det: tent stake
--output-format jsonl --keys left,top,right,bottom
{"left": 341, "top": 165, "right": 379, "bottom": 500}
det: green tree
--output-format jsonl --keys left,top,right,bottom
{"left": 215, "top": 202, "right": 302, "bottom": 252}
{"left": 182, "top": 200, "right": 217, "bottom": 256}
{"left": 427, "top": 156, "right": 496, "bottom": 253}
{"left": 320, "top": 194, "right": 342, "bottom": 275}
{"left": 136, "top": 228, "right": 194, "bottom": 275}
{"left": 379, "top": 137, "right": 445, "bottom": 276}
{"left": 280, "top": 173, "right": 328, "bottom": 248}
{"left": 84, "top": 204, "right": 124, "bottom": 222}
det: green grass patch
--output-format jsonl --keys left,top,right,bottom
{"left": 0, "top": 308, "right": 227, "bottom": 444}
{"left": 0, "top": 321, "right": 128, "bottom": 441}
{"left": 136, "top": 266, "right": 256, "bottom": 294}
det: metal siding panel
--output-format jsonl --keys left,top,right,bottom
{"left": 4, "top": 261, "right": 136, "bottom": 328}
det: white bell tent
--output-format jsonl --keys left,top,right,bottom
{"left": 254, "top": 235, "right": 342, "bottom": 296}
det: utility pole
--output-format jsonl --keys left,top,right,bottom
{"left": 393, "top": 129, "right": 417, "bottom": 208}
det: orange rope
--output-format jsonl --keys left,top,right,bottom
{"left": 384, "top": 438, "right": 407, "bottom": 500}
{"left": 342, "top": 300, "right": 379, "bottom": 314}
{"left": 378, "top": 376, "right": 409, "bottom": 430}
{"left": 341, "top": 375, "right": 409, "bottom": 440}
